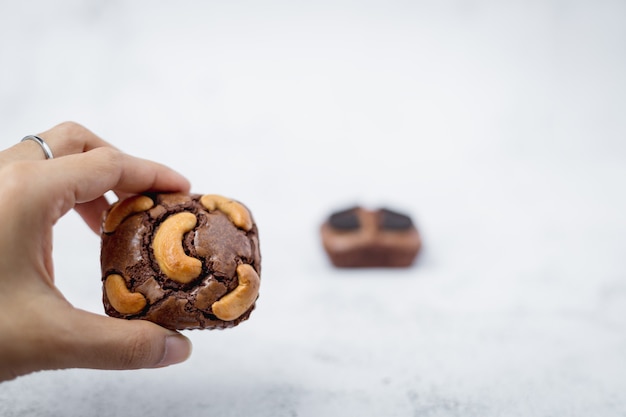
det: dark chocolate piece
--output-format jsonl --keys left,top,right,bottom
{"left": 379, "top": 208, "right": 413, "bottom": 230}
{"left": 328, "top": 207, "right": 361, "bottom": 230}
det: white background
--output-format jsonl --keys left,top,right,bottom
{"left": 1, "top": 1, "right": 626, "bottom": 415}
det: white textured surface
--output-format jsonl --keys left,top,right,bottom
{"left": 1, "top": 1, "right": 626, "bottom": 415}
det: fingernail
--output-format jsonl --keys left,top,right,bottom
{"left": 156, "top": 335, "right": 192, "bottom": 367}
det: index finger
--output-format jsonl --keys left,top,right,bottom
{"left": 24, "top": 147, "right": 190, "bottom": 227}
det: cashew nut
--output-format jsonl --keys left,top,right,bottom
{"left": 152, "top": 212, "right": 202, "bottom": 283}
{"left": 200, "top": 194, "right": 253, "bottom": 231}
{"left": 212, "top": 264, "right": 260, "bottom": 321}
{"left": 103, "top": 195, "right": 154, "bottom": 233}
{"left": 104, "top": 274, "right": 147, "bottom": 314}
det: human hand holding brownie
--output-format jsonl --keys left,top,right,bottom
{"left": 0, "top": 122, "right": 192, "bottom": 382}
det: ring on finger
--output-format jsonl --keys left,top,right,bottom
{"left": 21, "top": 135, "right": 54, "bottom": 160}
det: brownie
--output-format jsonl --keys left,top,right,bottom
{"left": 100, "top": 193, "right": 261, "bottom": 330}
{"left": 320, "top": 206, "right": 421, "bottom": 268}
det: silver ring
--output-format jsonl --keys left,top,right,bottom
{"left": 21, "top": 135, "right": 54, "bottom": 159}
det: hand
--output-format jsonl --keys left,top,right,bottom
{"left": 0, "top": 122, "right": 193, "bottom": 382}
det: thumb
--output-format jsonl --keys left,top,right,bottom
{"left": 48, "top": 307, "right": 192, "bottom": 372}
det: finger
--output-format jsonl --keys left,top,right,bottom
{"left": 39, "top": 306, "right": 192, "bottom": 372}
{"left": 22, "top": 147, "right": 190, "bottom": 225}
{"left": 74, "top": 197, "right": 110, "bottom": 234}
{"left": 6, "top": 122, "right": 113, "bottom": 162}
{"left": 37, "top": 121, "right": 115, "bottom": 158}
{"left": 58, "top": 309, "right": 192, "bottom": 371}
{"left": 2, "top": 295, "right": 192, "bottom": 381}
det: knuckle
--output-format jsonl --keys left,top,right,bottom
{"left": 94, "top": 146, "right": 123, "bottom": 165}
{"left": 53, "top": 121, "right": 86, "bottom": 137}
{"left": 120, "top": 328, "right": 160, "bottom": 368}
{"left": 50, "top": 121, "right": 94, "bottom": 152}
{"left": 53, "top": 121, "right": 84, "bottom": 145}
